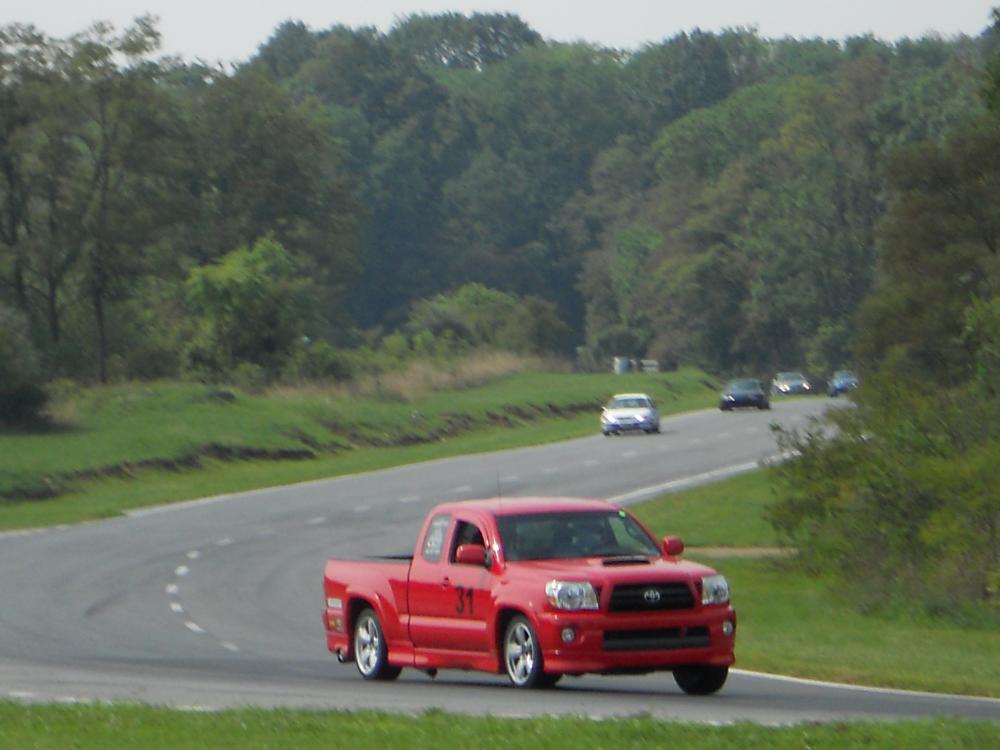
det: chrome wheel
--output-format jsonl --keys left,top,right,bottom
{"left": 504, "top": 616, "right": 542, "bottom": 688}
{"left": 353, "top": 608, "right": 401, "bottom": 681}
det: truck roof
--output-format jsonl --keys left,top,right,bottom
{"left": 432, "top": 497, "right": 617, "bottom": 517}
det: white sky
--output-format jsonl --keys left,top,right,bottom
{"left": 4, "top": 2, "right": 998, "bottom": 65}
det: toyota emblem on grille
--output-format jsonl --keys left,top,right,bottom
{"left": 643, "top": 588, "right": 661, "bottom": 604}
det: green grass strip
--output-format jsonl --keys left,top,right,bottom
{"left": 0, "top": 704, "right": 996, "bottom": 749}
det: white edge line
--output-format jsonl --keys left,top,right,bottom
{"left": 609, "top": 460, "right": 761, "bottom": 504}
{"left": 732, "top": 668, "right": 1000, "bottom": 704}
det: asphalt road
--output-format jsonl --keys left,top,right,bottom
{"left": 1, "top": 398, "right": 997, "bottom": 723}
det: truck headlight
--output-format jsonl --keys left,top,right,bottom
{"left": 546, "top": 580, "right": 599, "bottom": 610}
{"left": 701, "top": 574, "right": 730, "bottom": 605}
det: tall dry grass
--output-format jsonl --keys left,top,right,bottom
{"left": 268, "top": 351, "right": 569, "bottom": 402}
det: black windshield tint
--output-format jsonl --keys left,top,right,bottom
{"left": 497, "top": 511, "right": 660, "bottom": 561}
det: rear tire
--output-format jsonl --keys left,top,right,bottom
{"left": 353, "top": 607, "right": 401, "bottom": 681}
{"left": 673, "top": 665, "right": 728, "bottom": 695}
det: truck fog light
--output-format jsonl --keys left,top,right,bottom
{"left": 722, "top": 620, "right": 734, "bottom": 636}
{"left": 561, "top": 627, "right": 576, "bottom": 643}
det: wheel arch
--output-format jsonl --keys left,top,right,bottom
{"left": 343, "top": 594, "right": 380, "bottom": 660}
{"left": 494, "top": 606, "right": 533, "bottom": 672}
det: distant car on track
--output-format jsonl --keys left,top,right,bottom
{"left": 719, "top": 379, "right": 770, "bottom": 411}
{"left": 827, "top": 370, "right": 859, "bottom": 397}
{"left": 601, "top": 393, "right": 660, "bottom": 435}
{"left": 770, "top": 372, "right": 812, "bottom": 396}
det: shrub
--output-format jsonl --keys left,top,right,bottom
{"left": 0, "top": 305, "right": 48, "bottom": 425}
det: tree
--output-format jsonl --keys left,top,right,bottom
{"left": 187, "top": 67, "right": 362, "bottom": 337}
{"left": 857, "top": 117, "right": 1000, "bottom": 382}
{"left": 387, "top": 12, "right": 542, "bottom": 70}
{"left": 987, "top": 9, "right": 1000, "bottom": 115}
{"left": 185, "top": 237, "right": 316, "bottom": 378}
{"left": 65, "top": 18, "right": 186, "bottom": 382}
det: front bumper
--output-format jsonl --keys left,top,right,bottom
{"left": 533, "top": 605, "right": 736, "bottom": 674}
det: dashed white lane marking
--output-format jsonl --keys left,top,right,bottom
{"left": 451, "top": 485, "right": 472, "bottom": 494}
{"left": 185, "top": 621, "right": 205, "bottom": 634}
{"left": 170, "top": 602, "right": 184, "bottom": 614}
{"left": 717, "top": 431, "right": 732, "bottom": 439}
{"left": 353, "top": 504, "right": 370, "bottom": 513}
{"left": 220, "top": 641, "right": 240, "bottom": 652}
{"left": 175, "top": 565, "right": 190, "bottom": 577}
{"left": 501, "top": 475, "right": 519, "bottom": 483}
{"left": 621, "top": 451, "right": 637, "bottom": 458}
{"left": 307, "top": 516, "right": 326, "bottom": 525}
{"left": 398, "top": 495, "right": 421, "bottom": 504}
{"left": 584, "top": 459, "right": 599, "bottom": 467}
{"left": 165, "top": 583, "right": 179, "bottom": 595}
{"left": 216, "top": 537, "right": 233, "bottom": 546}
{"left": 187, "top": 550, "right": 200, "bottom": 560}
{"left": 9, "top": 691, "right": 36, "bottom": 700}
{"left": 543, "top": 468, "right": 557, "bottom": 475}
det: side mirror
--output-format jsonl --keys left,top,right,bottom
{"left": 455, "top": 543, "right": 488, "bottom": 567}
{"left": 662, "top": 535, "right": 684, "bottom": 557}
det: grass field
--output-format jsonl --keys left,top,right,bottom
{"left": 631, "top": 469, "right": 782, "bottom": 548}
{"left": 0, "top": 368, "right": 719, "bottom": 529}
{"left": 0, "top": 703, "right": 996, "bottom": 750}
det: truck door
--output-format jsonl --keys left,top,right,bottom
{"left": 408, "top": 517, "right": 491, "bottom": 653}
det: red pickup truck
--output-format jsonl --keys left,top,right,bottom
{"left": 322, "top": 497, "right": 736, "bottom": 693}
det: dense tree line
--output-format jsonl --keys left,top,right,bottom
{"left": 1, "top": 11, "right": 997, "bottom": 412}
{"left": 770, "top": 10, "right": 1000, "bottom": 616}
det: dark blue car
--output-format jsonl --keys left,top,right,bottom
{"left": 828, "top": 370, "right": 859, "bottom": 397}
{"left": 720, "top": 379, "right": 770, "bottom": 411}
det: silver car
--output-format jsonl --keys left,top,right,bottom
{"left": 601, "top": 393, "right": 660, "bottom": 435}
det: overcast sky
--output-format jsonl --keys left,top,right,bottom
{"left": 5, "top": 2, "right": 998, "bottom": 64}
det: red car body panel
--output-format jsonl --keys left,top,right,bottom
{"left": 323, "top": 498, "right": 736, "bottom": 678}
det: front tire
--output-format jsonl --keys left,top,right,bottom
{"left": 503, "top": 615, "right": 544, "bottom": 688}
{"left": 353, "top": 607, "right": 401, "bottom": 681}
{"left": 673, "top": 665, "right": 728, "bottom": 695}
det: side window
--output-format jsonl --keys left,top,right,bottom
{"left": 450, "top": 520, "right": 485, "bottom": 562}
{"left": 422, "top": 514, "right": 451, "bottom": 562}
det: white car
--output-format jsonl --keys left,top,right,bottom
{"left": 601, "top": 393, "right": 660, "bottom": 436}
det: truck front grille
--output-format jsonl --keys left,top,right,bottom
{"left": 608, "top": 582, "right": 694, "bottom": 611}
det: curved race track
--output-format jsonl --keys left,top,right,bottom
{"left": 0, "top": 399, "right": 997, "bottom": 723}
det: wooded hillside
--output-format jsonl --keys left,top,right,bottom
{"left": 1, "top": 13, "right": 996, "bottom": 390}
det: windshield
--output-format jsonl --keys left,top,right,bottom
{"left": 609, "top": 397, "right": 651, "bottom": 409}
{"left": 729, "top": 379, "right": 760, "bottom": 391}
{"left": 497, "top": 510, "right": 661, "bottom": 561}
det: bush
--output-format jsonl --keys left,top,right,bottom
{"left": 769, "top": 369, "right": 1000, "bottom": 617}
{"left": 0, "top": 305, "right": 48, "bottom": 425}
{"left": 284, "top": 341, "right": 355, "bottom": 382}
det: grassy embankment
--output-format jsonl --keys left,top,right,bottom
{"left": 0, "top": 363, "right": 717, "bottom": 529}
